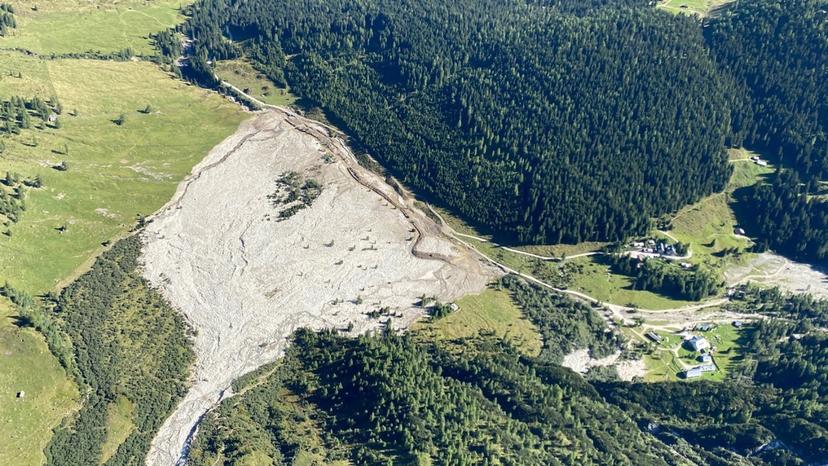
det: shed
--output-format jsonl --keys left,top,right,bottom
{"left": 645, "top": 332, "right": 662, "bottom": 343}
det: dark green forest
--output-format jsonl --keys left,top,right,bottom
{"left": 705, "top": 0, "right": 828, "bottom": 263}
{"left": 168, "top": 0, "right": 736, "bottom": 244}
{"left": 500, "top": 274, "right": 621, "bottom": 361}
{"left": 734, "top": 170, "right": 828, "bottom": 261}
{"left": 191, "top": 330, "right": 680, "bottom": 465}
{"left": 608, "top": 254, "right": 722, "bottom": 300}
{"left": 160, "top": 0, "right": 828, "bottom": 261}
{"left": 26, "top": 236, "right": 195, "bottom": 466}
{"left": 189, "top": 277, "right": 828, "bottom": 465}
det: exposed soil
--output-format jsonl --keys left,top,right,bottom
{"left": 725, "top": 252, "right": 828, "bottom": 298}
{"left": 142, "top": 109, "right": 496, "bottom": 465}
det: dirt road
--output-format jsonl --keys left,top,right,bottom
{"left": 142, "top": 110, "right": 494, "bottom": 465}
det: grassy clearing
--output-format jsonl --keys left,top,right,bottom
{"left": 517, "top": 241, "right": 608, "bottom": 259}
{"left": 0, "top": 0, "right": 191, "bottom": 55}
{"left": 656, "top": 0, "right": 732, "bottom": 17}
{"left": 0, "top": 56, "right": 245, "bottom": 294}
{"left": 568, "top": 256, "right": 695, "bottom": 310}
{"left": 0, "top": 298, "right": 78, "bottom": 466}
{"left": 414, "top": 288, "right": 542, "bottom": 356}
{"left": 665, "top": 149, "right": 773, "bottom": 270}
{"left": 632, "top": 323, "right": 748, "bottom": 382}
{"left": 214, "top": 59, "right": 298, "bottom": 107}
{"left": 100, "top": 396, "right": 135, "bottom": 463}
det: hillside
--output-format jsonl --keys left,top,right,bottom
{"left": 173, "top": 0, "right": 735, "bottom": 244}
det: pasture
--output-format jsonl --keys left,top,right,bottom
{"left": 0, "top": 0, "right": 191, "bottom": 54}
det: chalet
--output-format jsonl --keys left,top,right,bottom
{"left": 686, "top": 335, "right": 710, "bottom": 352}
{"left": 732, "top": 320, "right": 743, "bottom": 328}
{"left": 698, "top": 354, "right": 712, "bottom": 363}
{"left": 734, "top": 227, "right": 746, "bottom": 236}
{"left": 696, "top": 323, "right": 714, "bottom": 332}
{"left": 700, "top": 363, "right": 716, "bottom": 372}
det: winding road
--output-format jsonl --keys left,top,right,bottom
{"left": 219, "top": 81, "right": 752, "bottom": 333}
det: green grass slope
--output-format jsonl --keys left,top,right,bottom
{"left": 0, "top": 298, "right": 78, "bottom": 466}
{"left": 0, "top": 0, "right": 192, "bottom": 55}
{"left": 0, "top": 55, "right": 244, "bottom": 294}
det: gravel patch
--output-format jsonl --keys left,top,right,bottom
{"left": 142, "top": 110, "right": 495, "bottom": 465}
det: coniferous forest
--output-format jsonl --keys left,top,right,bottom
{"left": 169, "top": 0, "right": 736, "bottom": 244}
{"left": 188, "top": 279, "right": 828, "bottom": 465}
{"left": 705, "top": 0, "right": 828, "bottom": 263}
{"left": 164, "top": 0, "right": 827, "bottom": 263}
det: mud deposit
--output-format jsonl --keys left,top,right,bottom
{"left": 142, "top": 110, "right": 494, "bottom": 465}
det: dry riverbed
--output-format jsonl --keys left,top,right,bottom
{"left": 142, "top": 110, "right": 494, "bottom": 465}
{"left": 726, "top": 252, "right": 828, "bottom": 299}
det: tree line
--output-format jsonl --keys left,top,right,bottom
{"left": 608, "top": 255, "right": 722, "bottom": 300}
{"left": 168, "top": 0, "right": 735, "bottom": 244}
{"left": 30, "top": 236, "right": 195, "bottom": 466}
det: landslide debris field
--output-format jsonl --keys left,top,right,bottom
{"left": 141, "top": 109, "right": 495, "bottom": 464}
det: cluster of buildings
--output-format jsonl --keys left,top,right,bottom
{"left": 682, "top": 334, "right": 717, "bottom": 378}
{"left": 630, "top": 238, "right": 682, "bottom": 258}
{"left": 749, "top": 155, "right": 769, "bottom": 167}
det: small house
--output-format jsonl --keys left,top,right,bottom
{"left": 696, "top": 323, "right": 713, "bottom": 332}
{"left": 698, "top": 354, "right": 712, "bottom": 363}
{"left": 645, "top": 332, "right": 662, "bottom": 343}
{"left": 734, "top": 227, "right": 746, "bottom": 236}
{"left": 684, "top": 367, "right": 702, "bottom": 378}
{"left": 700, "top": 363, "right": 716, "bottom": 372}
{"left": 732, "top": 320, "right": 743, "bottom": 328}
{"left": 16, "top": 391, "right": 25, "bottom": 398}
